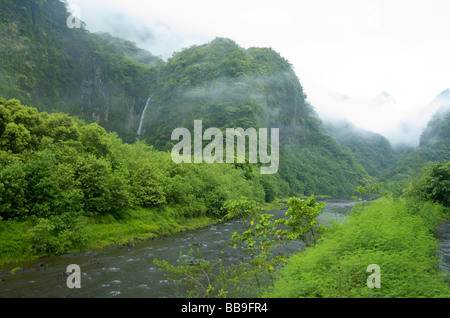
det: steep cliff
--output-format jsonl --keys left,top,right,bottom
{"left": 0, "top": 0, "right": 158, "bottom": 142}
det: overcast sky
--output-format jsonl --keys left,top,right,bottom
{"left": 67, "top": 0, "right": 450, "bottom": 145}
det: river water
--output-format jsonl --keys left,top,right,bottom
{"left": 0, "top": 200, "right": 447, "bottom": 297}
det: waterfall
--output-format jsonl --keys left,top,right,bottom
{"left": 136, "top": 96, "right": 151, "bottom": 139}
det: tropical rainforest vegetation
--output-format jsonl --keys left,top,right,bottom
{"left": 154, "top": 163, "right": 449, "bottom": 298}
{"left": 0, "top": 97, "right": 272, "bottom": 263}
{"left": 0, "top": 0, "right": 448, "bottom": 298}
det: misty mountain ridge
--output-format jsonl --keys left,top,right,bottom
{"left": 95, "top": 32, "right": 165, "bottom": 67}
{"left": 323, "top": 118, "right": 396, "bottom": 177}
{"left": 315, "top": 89, "right": 413, "bottom": 147}
{"left": 433, "top": 88, "right": 450, "bottom": 104}
{"left": 378, "top": 91, "right": 391, "bottom": 98}
{"left": 415, "top": 89, "right": 450, "bottom": 149}
{"left": 319, "top": 87, "right": 450, "bottom": 147}
{"left": 371, "top": 90, "right": 396, "bottom": 106}
{"left": 419, "top": 103, "right": 450, "bottom": 148}
{"left": 0, "top": 0, "right": 447, "bottom": 195}
{"left": 65, "top": 0, "right": 187, "bottom": 60}
{"left": 0, "top": 0, "right": 160, "bottom": 141}
{"left": 0, "top": 1, "right": 370, "bottom": 197}
{"left": 324, "top": 87, "right": 450, "bottom": 178}
{"left": 135, "top": 37, "right": 370, "bottom": 195}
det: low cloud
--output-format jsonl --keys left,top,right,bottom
{"left": 306, "top": 86, "right": 444, "bottom": 147}
{"left": 67, "top": 0, "right": 206, "bottom": 59}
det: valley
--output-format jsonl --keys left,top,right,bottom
{"left": 0, "top": 0, "right": 448, "bottom": 299}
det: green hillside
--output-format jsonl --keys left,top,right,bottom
{"left": 0, "top": 0, "right": 449, "bottom": 298}
{"left": 419, "top": 104, "right": 450, "bottom": 159}
{"left": 0, "top": 97, "right": 267, "bottom": 262}
{"left": 387, "top": 104, "right": 450, "bottom": 181}
{"left": 0, "top": 0, "right": 157, "bottom": 142}
{"left": 324, "top": 119, "right": 396, "bottom": 177}
{"left": 0, "top": 1, "right": 370, "bottom": 198}
{"left": 139, "top": 38, "right": 369, "bottom": 196}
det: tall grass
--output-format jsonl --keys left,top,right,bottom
{"left": 264, "top": 198, "right": 449, "bottom": 297}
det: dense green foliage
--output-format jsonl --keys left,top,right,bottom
{"left": 386, "top": 104, "right": 450, "bottom": 182}
{"left": 0, "top": 0, "right": 157, "bottom": 142}
{"left": 0, "top": 0, "right": 371, "bottom": 197}
{"left": 155, "top": 195, "right": 326, "bottom": 297}
{"left": 1, "top": 0, "right": 448, "bottom": 198}
{"left": 265, "top": 198, "right": 449, "bottom": 297}
{"left": 264, "top": 163, "right": 450, "bottom": 298}
{"left": 1, "top": 1, "right": 449, "bottom": 299}
{"left": 404, "top": 162, "right": 450, "bottom": 207}
{"left": 155, "top": 163, "right": 449, "bottom": 298}
{"left": 139, "top": 38, "right": 369, "bottom": 196}
{"left": 0, "top": 98, "right": 267, "bottom": 262}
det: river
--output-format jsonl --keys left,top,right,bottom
{"left": 0, "top": 200, "right": 447, "bottom": 297}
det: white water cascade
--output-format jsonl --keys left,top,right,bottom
{"left": 136, "top": 96, "right": 151, "bottom": 140}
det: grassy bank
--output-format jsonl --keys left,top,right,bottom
{"left": 264, "top": 197, "right": 449, "bottom": 297}
{"left": 0, "top": 206, "right": 215, "bottom": 267}
{"left": 0, "top": 197, "right": 316, "bottom": 267}
{"left": 86, "top": 206, "right": 215, "bottom": 249}
{"left": 0, "top": 196, "right": 327, "bottom": 268}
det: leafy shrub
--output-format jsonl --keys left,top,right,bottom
{"left": 405, "top": 161, "right": 449, "bottom": 207}
{"left": 27, "top": 213, "right": 91, "bottom": 255}
{"left": 130, "top": 163, "right": 166, "bottom": 208}
{"left": 0, "top": 160, "right": 27, "bottom": 218}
